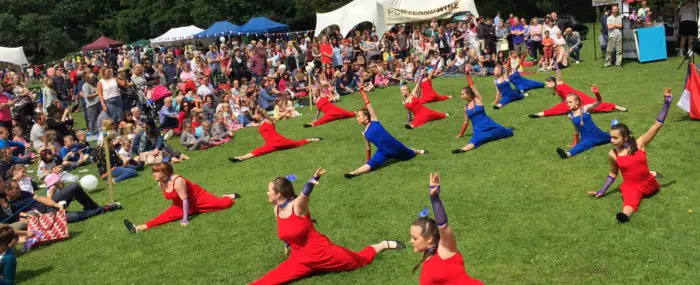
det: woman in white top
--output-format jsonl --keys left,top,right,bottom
{"left": 97, "top": 67, "right": 123, "bottom": 126}
{"left": 41, "top": 77, "right": 56, "bottom": 114}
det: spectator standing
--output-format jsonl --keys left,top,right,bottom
{"left": 605, "top": 5, "right": 623, "bottom": 67}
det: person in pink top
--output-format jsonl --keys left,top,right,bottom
{"left": 0, "top": 84, "right": 15, "bottom": 131}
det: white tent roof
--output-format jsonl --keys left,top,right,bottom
{"left": 0, "top": 47, "right": 29, "bottom": 66}
{"left": 314, "top": 0, "right": 478, "bottom": 37}
{"left": 151, "top": 25, "right": 204, "bottom": 44}
{"left": 315, "top": 0, "right": 385, "bottom": 37}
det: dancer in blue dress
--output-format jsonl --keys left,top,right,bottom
{"left": 345, "top": 85, "right": 428, "bottom": 178}
{"left": 492, "top": 65, "right": 525, "bottom": 110}
{"left": 556, "top": 85, "right": 611, "bottom": 159}
{"left": 507, "top": 63, "right": 544, "bottom": 96}
{"left": 453, "top": 72, "right": 513, "bottom": 153}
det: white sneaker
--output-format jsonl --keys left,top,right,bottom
{"left": 163, "top": 129, "right": 174, "bottom": 140}
{"left": 576, "top": 61, "right": 580, "bottom": 64}
{"left": 679, "top": 49, "right": 685, "bottom": 57}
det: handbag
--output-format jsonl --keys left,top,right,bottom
{"left": 139, "top": 151, "right": 164, "bottom": 165}
{"left": 27, "top": 209, "right": 69, "bottom": 245}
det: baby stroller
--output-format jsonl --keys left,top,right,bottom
{"left": 143, "top": 85, "right": 172, "bottom": 125}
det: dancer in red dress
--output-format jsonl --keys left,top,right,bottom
{"left": 418, "top": 63, "right": 452, "bottom": 104}
{"left": 251, "top": 168, "right": 405, "bottom": 284}
{"left": 229, "top": 109, "right": 321, "bottom": 162}
{"left": 410, "top": 173, "right": 483, "bottom": 285}
{"left": 303, "top": 87, "right": 355, "bottom": 128}
{"left": 404, "top": 71, "right": 449, "bottom": 129}
{"left": 588, "top": 89, "right": 671, "bottom": 223}
{"left": 123, "top": 163, "right": 240, "bottom": 233}
{"left": 529, "top": 69, "right": 627, "bottom": 118}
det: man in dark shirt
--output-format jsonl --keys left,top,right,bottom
{"left": 4, "top": 179, "right": 121, "bottom": 223}
{"left": 396, "top": 26, "right": 410, "bottom": 60}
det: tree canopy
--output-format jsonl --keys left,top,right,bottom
{"left": 0, "top": 0, "right": 596, "bottom": 63}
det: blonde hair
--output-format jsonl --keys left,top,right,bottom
{"left": 101, "top": 119, "right": 114, "bottom": 132}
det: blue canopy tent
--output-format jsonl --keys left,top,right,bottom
{"left": 196, "top": 21, "right": 240, "bottom": 38}
{"left": 234, "top": 17, "right": 290, "bottom": 34}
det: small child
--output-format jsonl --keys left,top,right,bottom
{"left": 10, "top": 165, "right": 37, "bottom": 194}
{"left": 211, "top": 114, "right": 233, "bottom": 146}
{"left": 117, "top": 136, "right": 142, "bottom": 169}
{"left": 0, "top": 226, "right": 17, "bottom": 285}
{"left": 179, "top": 122, "right": 201, "bottom": 151}
{"left": 540, "top": 30, "right": 554, "bottom": 72}
{"left": 10, "top": 127, "right": 30, "bottom": 156}
{"left": 97, "top": 119, "right": 115, "bottom": 146}
{"left": 42, "top": 130, "right": 60, "bottom": 155}
{"left": 273, "top": 97, "right": 299, "bottom": 120}
{"left": 59, "top": 135, "right": 90, "bottom": 169}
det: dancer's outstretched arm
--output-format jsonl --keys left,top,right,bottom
{"left": 364, "top": 138, "right": 372, "bottom": 162}
{"left": 589, "top": 153, "right": 619, "bottom": 198}
{"left": 582, "top": 85, "right": 602, "bottom": 113}
{"left": 428, "top": 173, "right": 458, "bottom": 257}
{"left": 637, "top": 89, "right": 672, "bottom": 150}
{"left": 359, "top": 84, "right": 378, "bottom": 121}
{"left": 295, "top": 168, "right": 326, "bottom": 217}
{"left": 457, "top": 107, "right": 470, "bottom": 138}
{"left": 492, "top": 81, "right": 501, "bottom": 105}
{"left": 173, "top": 177, "right": 190, "bottom": 225}
{"left": 568, "top": 115, "right": 579, "bottom": 146}
{"left": 470, "top": 84, "right": 484, "bottom": 105}
{"left": 428, "top": 61, "right": 440, "bottom": 80}
{"left": 555, "top": 68, "right": 564, "bottom": 84}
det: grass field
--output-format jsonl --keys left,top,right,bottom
{"left": 16, "top": 36, "right": 700, "bottom": 285}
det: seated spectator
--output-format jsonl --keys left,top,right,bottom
{"left": 4, "top": 178, "right": 122, "bottom": 224}
{"left": 137, "top": 120, "right": 189, "bottom": 162}
{"left": 159, "top": 96, "right": 179, "bottom": 130}
{"left": 94, "top": 133, "right": 139, "bottom": 183}
{"left": 29, "top": 113, "right": 46, "bottom": 151}
{"left": 58, "top": 135, "right": 90, "bottom": 169}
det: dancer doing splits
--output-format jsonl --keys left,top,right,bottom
{"left": 418, "top": 62, "right": 452, "bottom": 104}
{"left": 229, "top": 109, "right": 322, "bottom": 162}
{"left": 404, "top": 71, "right": 449, "bottom": 130}
{"left": 251, "top": 168, "right": 405, "bottom": 284}
{"left": 507, "top": 56, "right": 545, "bottom": 96}
{"left": 492, "top": 65, "right": 525, "bottom": 110}
{"left": 303, "top": 87, "right": 355, "bottom": 128}
{"left": 529, "top": 69, "right": 627, "bottom": 118}
{"left": 556, "top": 85, "right": 611, "bottom": 159}
{"left": 123, "top": 162, "right": 240, "bottom": 233}
{"left": 453, "top": 72, "right": 513, "bottom": 154}
{"left": 410, "top": 173, "right": 484, "bottom": 285}
{"left": 345, "top": 87, "right": 428, "bottom": 178}
{"left": 588, "top": 89, "right": 671, "bottom": 223}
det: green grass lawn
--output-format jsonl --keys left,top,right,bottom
{"left": 16, "top": 37, "right": 700, "bottom": 285}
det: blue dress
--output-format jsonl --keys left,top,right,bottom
{"left": 568, "top": 112, "right": 611, "bottom": 156}
{"left": 495, "top": 78, "right": 524, "bottom": 107}
{"left": 364, "top": 121, "right": 416, "bottom": 169}
{"left": 466, "top": 104, "right": 513, "bottom": 148}
{"left": 509, "top": 72, "right": 545, "bottom": 93}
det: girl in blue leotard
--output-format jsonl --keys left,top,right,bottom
{"left": 453, "top": 72, "right": 513, "bottom": 154}
{"left": 344, "top": 86, "right": 427, "bottom": 178}
{"left": 507, "top": 57, "right": 545, "bottom": 96}
{"left": 492, "top": 65, "right": 525, "bottom": 110}
{"left": 557, "top": 85, "right": 611, "bottom": 159}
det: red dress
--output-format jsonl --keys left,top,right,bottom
{"left": 614, "top": 149, "right": 660, "bottom": 211}
{"left": 420, "top": 252, "right": 483, "bottom": 285}
{"left": 312, "top": 97, "right": 355, "bottom": 126}
{"left": 145, "top": 176, "right": 234, "bottom": 229}
{"left": 419, "top": 80, "right": 450, "bottom": 104}
{"left": 251, "top": 207, "right": 377, "bottom": 284}
{"left": 251, "top": 121, "right": 309, "bottom": 156}
{"left": 542, "top": 83, "right": 618, "bottom": 116}
{"left": 405, "top": 97, "right": 447, "bottom": 128}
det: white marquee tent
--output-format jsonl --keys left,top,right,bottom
{"left": 151, "top": 25, "right": 204, "bottom": 44}
{"left": 314, "top": 0, "right": 479, "bottom": 37}
{"left": 0, "top": 47, "right": 29, "bottom": 66}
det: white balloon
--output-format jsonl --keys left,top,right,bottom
{"left": 80, "top": 175, "right": 99, "bottom": 191}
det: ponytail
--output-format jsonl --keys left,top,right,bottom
{"left": 412, "top": 244, "right": 439, "bottom": 274}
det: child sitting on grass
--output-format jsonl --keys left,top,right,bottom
{"left": 0, "top": 226, "right": 17, "bottom": 285}
{"left": 59, "top": 135, "right": 90, "bottom": 170}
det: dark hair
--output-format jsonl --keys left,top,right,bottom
{"left": 40, "top": 148, "right": 54, "bottom": 163}
{"left": 270, "top": 177, "right": 298, "bottom": 200}
{"left": 545, "top": 75, "right": 556, "bottom": 84}
{"left": 461, "top": 86, "right": 474, "bottom": 100}
{"left": 357, "top": 108, "right": 371, "bottom": 122}
{"left": 0, "top": 226, "right": 16, "bottom": 246}
{"left": 611, "top": 123, "right": 638, "bottom": 154}
{"left": 411, "top": 217, "right": 440, "bottom": 273}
